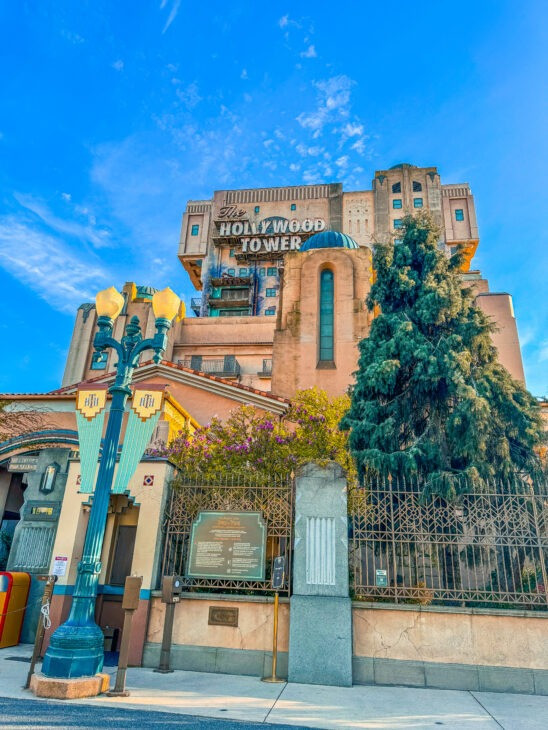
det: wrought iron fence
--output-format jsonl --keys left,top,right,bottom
{"left": 161, "top": 472, "right": 293, "bottom": 595}
{"left": 349, "top": 476, "right": 548, "bottom": 609}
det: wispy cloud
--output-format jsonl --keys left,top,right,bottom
{"left": 160, "top": 0, "right": 181, "bottom": 33}
{"left": 297, "top": 75, "right": 354, "bottom": 133}
{"left": 14, "top": 193, "right": 111, "bottom": 249}
{"left": 112, "top": 59, "right": 124, "bottom": 71}
{"left": 60, "top": 29, "right": 84, "bottom": 45}
{"left": 175, "top": 82, "right": 202, "bottom": 109}
{"left": 300, "top": 45, "right": 317, "bottom": 59}
{"left": 0, "top": 216, "right": 109, "bottom": 312}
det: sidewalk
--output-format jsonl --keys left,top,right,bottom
{"left": 1, "top": 645, "right": 547, "bottom": 729}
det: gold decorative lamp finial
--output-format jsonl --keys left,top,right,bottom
{"left": 95, "top": 287, "right": 125, "bottom": 320}
{"left": 152, "top": 287, "right": 181, "bottom": 321}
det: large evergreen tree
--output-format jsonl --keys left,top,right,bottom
{"left": 341, "top": 212, "right": 545, "bottom": 497}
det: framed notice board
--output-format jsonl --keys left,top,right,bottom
{"left": 186, "top": 511, "right": 267, "bottom": 581}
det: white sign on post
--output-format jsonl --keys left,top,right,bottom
{"left": 52, "top": 556, "right": 68, "bottom": 577}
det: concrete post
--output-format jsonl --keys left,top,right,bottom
{"left": 288, "top": 462, "right": 352, "bottom": 686}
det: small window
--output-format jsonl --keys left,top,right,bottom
{"left": 229, "top": 249, "right": 235, "bottom": 257}
{"left": 455, "top": 209, "right": 464, "bottom": 221}
{"left": 259, "top": 267, "right": 266, "bottom": 277}
{"left": 254, "top": 206, "right": 260, "bottom": 213}
{"left": 265, "top": 307, "right": 276, "bottom": 316}
{"left": 90, "top": 351, "right": 108, "bottom": 370}
{"left": 191, "top": 224, "right": 199, "bottom": 236}
{"left": 227, "top": 268, "right": 235, "bottom": 276}
{"left": 412, "top": 181, "right": 422, "bottom": 192}
{"left": 239, "top": 268, "right": 248, "bottom": 276}
{"left": 392, "top": 199, "right": 402, "bottom": 209}
{"left": 392, "top": 182, "right": 401, "bottom": 194}
{"left": 393, "top": 219, "right": 403, "bottom": 229}
{"left": 291, "top": 203, "right": 296, "bottom": 211}
{"left": 266, "top": 288, "right": 277, "bottom": 297}
{"left": 394, "top": 238, "right": 403, "bottom": 245}
{"left": 413, "top": 198, "right": 423, "bottom": 208}
{"left": 267, "top": 267, "right": 278, "bottom": 276}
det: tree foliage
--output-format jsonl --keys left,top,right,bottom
{"left": 162, "top": 387, "right": 356, "bottom": 485}
{"left": 341, "top": 212, "right": 545, "bottom": 498}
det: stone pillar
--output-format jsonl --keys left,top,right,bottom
{"left": 288, "top": 462, "right": 352, "bottom": 686}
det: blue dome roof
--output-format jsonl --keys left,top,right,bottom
{"left": 300, "top": 230, "right": 359, "bottom": 252}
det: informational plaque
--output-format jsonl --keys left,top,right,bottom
{"left": 187, "top": 511, "right": 267, "bottom": 580}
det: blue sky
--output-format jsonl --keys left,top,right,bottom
{"left": 0, "top": 1, "right": 546, "bottom": 395}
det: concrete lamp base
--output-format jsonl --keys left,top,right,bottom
{"left": 30, "top": 672, "right": 110, "bottom": 699}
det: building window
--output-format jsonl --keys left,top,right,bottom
{"left": 413, "top": 198, "right": 423, "bottom": 208}
{"left": 266, "top": 288, "right": 276, "bottom": 297}
{"left": 392, "top": 199, "right": 402, "bottom": 209}
{"left": 291, "top": 203, "right": 296, "bottom": 211}
{"left": 219, "top": 308, "right": 250, "bottom": 316}
{"left": 267, "top": 267, "right": 277, "bottom": 276}
{"left": 229, "top": 249, "right": 235, "bottom": 257}
{"left": 90, "top": 351, "right": 108, "bottom": 370}
{"left": 455, "top": 208, "right": 464, "bottom": 221}
{"left": 392, "top": 182, "right": 401, "bottom": 194}
{"left": 393, "top": 219, "right": 403, "bottom": 229}
{"left": 221, "top": 287, "right": 248, "bottom": 301}
{"left": 191, "top": 224, "right": 199, "bottom": 236}
{"left": 319, "top": 269, "right": 334, "bottom": 362}
{"left": 254, "top": 205, "right": 260, "bottom": 213}
{"left": 259, "top": 267, "right": 266, "bottom": 277}
{"left": 227, "top": 268, "right": 235, "bottom": 276}
{"left": 239, "top": 268, "right": 248, "bottom": 276}
{"left": 412, "top": 181, "right": 422, "bottom": 192}
{"left": 265, "top": 307, "right": 276, "bottom": 316}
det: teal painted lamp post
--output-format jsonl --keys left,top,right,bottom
{"left": 42, "top": 285, "right": 182, "bottom": 679}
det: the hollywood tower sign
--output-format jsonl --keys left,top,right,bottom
{"left": 216, "top": 206, "right": 326, "bottom": 255}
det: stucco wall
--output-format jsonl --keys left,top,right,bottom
{"left": 353, "top": 603, "right": 548, "bottom": 670}
{"left": 146, "top": 594, "right": 289, "bottom": 653}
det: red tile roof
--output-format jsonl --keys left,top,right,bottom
{"left": 48, "top": 359, "right": 291, "bottom": 404}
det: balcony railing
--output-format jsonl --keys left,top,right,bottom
{"left": 190, "top": 297, "right": 202, "bottom": 314}
{"left": 257, "top": 359, "right": 272, "bottom": 377}
{"left": 178, "top": 357, "right": 241, "bottom": 377}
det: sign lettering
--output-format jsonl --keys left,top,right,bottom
{"left": 216, "top": 216, "right": 326, "bottom": 255}
{"left": 187, "top": 511, "right": 267, "bottom": 580}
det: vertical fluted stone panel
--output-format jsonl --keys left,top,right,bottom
{"left": 306, "top": 517, "right": 336, "bottom": 586}
{"left": 288, "top": 462, "right": 352, "bottom": 686}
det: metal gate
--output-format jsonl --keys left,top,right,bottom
{"left": 161, "top": 472, "right": 294, "bottom": 595}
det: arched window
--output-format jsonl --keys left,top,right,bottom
{"left": 319, "top": 269, "right": 334, "bottom": 363}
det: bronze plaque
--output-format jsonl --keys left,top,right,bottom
{"left": 187, "top": 511, "right": 267, "bottom": 580}
{"left": 208, "top": 606, "right": 239, "bottom": 627}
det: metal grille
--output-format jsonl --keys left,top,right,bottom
{"left": 349, "top": 476, "right": 548, "bottom": 609}
{"left": 161, "top": 472, "right": 293, "bottom": 595}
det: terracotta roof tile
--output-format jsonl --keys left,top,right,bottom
{"left": 47, "top": 359, "right": 291, "bottom": 404}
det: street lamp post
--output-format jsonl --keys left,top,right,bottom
{"left": 42, "top": 286, "right": 182, "bottom": 679}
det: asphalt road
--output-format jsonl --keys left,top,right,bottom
{"left": 0, "top": 696, "right": 313, "bottom": 730}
